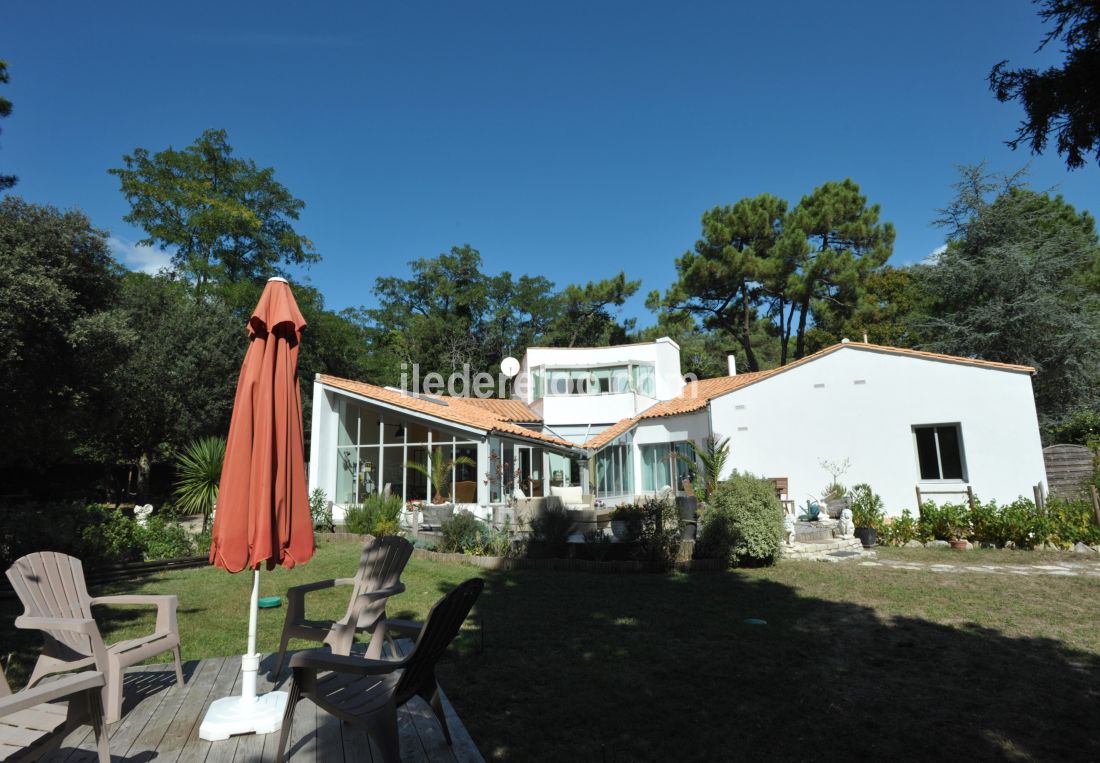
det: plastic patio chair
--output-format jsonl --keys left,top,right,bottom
{"left": 275, "top": 578, "right": 484, "bottom": 763}
{"left": 0, "top": 664, "right": 110, "bottom": 762}
{"left": 275, "top": 535, "right": 413, "bottom": 676}
{"left": 6, "top": 551, "right": 184, "bottom": 724}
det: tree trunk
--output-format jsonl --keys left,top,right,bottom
{"left": 135, "top": 451, "right": 152, "bottom": 505}
{"left": 794, "top": 296, "right": 811, "bottom": 359}
{"left": 739, "top": 283, "right": 759, "bottom": 372}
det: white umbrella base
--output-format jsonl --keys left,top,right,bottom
{"left": 199, "top": 690, "right": 289, "bottom": 741}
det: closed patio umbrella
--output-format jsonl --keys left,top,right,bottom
{"left": 200, "top": 277, "right": 315, "bottom": 741}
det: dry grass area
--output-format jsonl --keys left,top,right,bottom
{"left": 4, "top": 538, "right": 1100, "bottom": 761}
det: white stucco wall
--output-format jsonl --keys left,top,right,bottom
{"left": 307, "top": 381, "right": 339, "bottom": 513}
{"left": 707, "top": 347, "right": 1046, "bottom": 515}
{"left": 518, "top": 338, "right": 685, "bottom": 419}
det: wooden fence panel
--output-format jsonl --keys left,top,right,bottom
{"left": 1044, "top": 444, "right": 1095, "bottom": 498}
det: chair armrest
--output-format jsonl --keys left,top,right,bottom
{"left": 285, "top": 578, "right": 354, "bottom": 598}
{"left": 376, "top": 618, "right": 423, "bottom": 636}
{"left": 0, "top": 672, "right": 105, "bottom": 718}
{"left": 288, "top": 649, "right": 407, "bottom": 676}
{"left": 90, "top": 594, "right": 178, "bottom": 634}
{"left": 15, "top": 615, "right": 100, "bottom": 637}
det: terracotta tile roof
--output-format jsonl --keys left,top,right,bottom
{"left": 316, "top": 374, "right": 579, "bottom": 450}
{"left": 582, "top": 343, "right": 1033, "bottom": 450}
{"left": 457, "top": 397, "right": 541, "bottom": 422}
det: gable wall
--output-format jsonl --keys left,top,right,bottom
{"left": 708, "top": 347, "right": 1046, "bottom": 515}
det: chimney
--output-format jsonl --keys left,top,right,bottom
{"left": 726, "top": 351, "right": 737, "bottom": 377}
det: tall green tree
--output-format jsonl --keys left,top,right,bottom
{"left": 647, "top": 194, "right": 785, "bottom": 371}
{"left": 805, "top": 265, "right": 929, "bottom": 351}
{"left": 356, "top": 245, "right": 640, "bottom": 384}
{"left": 545, "top": 272, "right": 641, "bottom": 348}
{"left": 783, "top": 180, "right": 895, "bottom": 360}
{"left": 0, "top": 198, "right": 126, "bottom": 470}
{"left": 989, "top": 0, "right": 1100, "bottom": 170}
{"left": 0, "top": 60, "right": 15, "bottom": 191}
{"left": 652, "top": 181, "right": 893, "bottom": 370}
{"left": 917, "top": 165, "right": 1100, "bottom": 425}
{"left": 109, "top": 129, "right": 318, "bottom": 295}
{"left": 79, "top": 273, "right": 242, "bottom": 501}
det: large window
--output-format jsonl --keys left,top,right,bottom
{"left": 595, "top": 434, "right": 633, "bottom": 497}
{"left": 538, "top": 363, "right": 656, "bottom": 398}
{"left": 336, "top": 399, "right": 478, "bottom": 504}
{"left": 640, "top": 442, "right": 695, "bottom": 492}
{"left": 913, "top": 424, "right": 965, "bottom": 481}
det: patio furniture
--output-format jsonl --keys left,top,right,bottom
{"left": 0, "top": 666, "right": 110, "bottom": 762}
{"left": 275, "top": 536, "right": 413, "bottom": 676}
{"left": 549, "top": 485, "right": 589, "bottom": 510}
{"left": 454, "top": 481, "right": 477, "bottom": 503}
{"left": 275, "top": 578, "right": 484, "bottom": 763}
{"left": 6, "top": 551, "right": 183, "bottom": 724}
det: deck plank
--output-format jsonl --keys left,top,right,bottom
{"left": 45, "top": 651, "right": 481, "bottom": 762}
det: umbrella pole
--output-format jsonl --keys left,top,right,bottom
{"left": 242, "top": 568, "right": 260, "bottom": 703}
{"left": 198, "top": 568, "right": 288, "bottom": 740}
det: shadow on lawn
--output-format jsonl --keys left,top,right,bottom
{"left": 416, "top": 570, "right": 1100, "bottom": 762}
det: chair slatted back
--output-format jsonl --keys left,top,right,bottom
{"left": 343, "top": 536, "right": 414, "bottom": 628}
{"left": 393, "top": 578, "right": 483, "bottom": 706}
{"left": 5, "top": 552, "right": 94, "bottom": 658}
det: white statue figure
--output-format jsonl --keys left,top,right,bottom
{"left": 783, "top": 512, "right": 796, "bottom": 546}
{"left": 814, "top": 499, "right": 835, "bottom": 526}
{"left": 134, "top": 503, "right": 154, "bottom": 527}
{"left": 837, "top": 506, "right": 854, "bottom": 538}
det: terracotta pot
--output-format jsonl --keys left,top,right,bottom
{"left": 949, "top": 539, "right": 969, "bottom": 551}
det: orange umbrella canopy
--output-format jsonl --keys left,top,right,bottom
{"left": 210, "top": 278, "right": 315, "bottom": 573}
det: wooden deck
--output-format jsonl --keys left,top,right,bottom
{"left": 49, "top": 644, "right": 484, "bottom": 762}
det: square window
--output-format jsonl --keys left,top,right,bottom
{"left": 913, "top": 424, "right": 965, "bottom": 481}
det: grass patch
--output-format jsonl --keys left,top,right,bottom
{"left": 4, "top": 538, "right": 1100, "bottom": 760}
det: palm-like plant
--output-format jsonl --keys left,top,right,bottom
{"left": 405, "top": 446, "right": 476, "bottom": 503}
{"left": 174, "top": 436, "right": 226, "bottom": 533}
{"left": 678, "top": 435, "right": 731, "bottom": 500}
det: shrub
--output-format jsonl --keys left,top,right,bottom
{"left": 881, "top": 509, "right": 921, "bottom": 545}
{"left": 849, "top": 484, "right": 886, "bottom": 531}
{"left": 1046, "top": 498, "right": 1100, "bottom": 547}
{"left": 699, "top": 472, "right": 782, "bottom": 567}
{"left": 80, "top": 506, "right": 145, "bottom": 563}
{"left": 141, "top": 509, "right": 197, "bottom": 560}
{"left": 918, "top": 501, "right": 971, "bottom": 541}
{"left": 344, "top": 493, "right": 404, "bottom": 537}
{"left": 633, "top": 496, "right": 682, "bottom": 568}
{"left": 438, "top": 511, "right": 486, "bottom": 553}
{"left": 530, "top": 506, "right": 574, "bottom": 558}
{"left": 310, "top": 488, "right": 334, "bottom": 533}
{"left": 610, "top": 503, "right": 644, "bottom": 521}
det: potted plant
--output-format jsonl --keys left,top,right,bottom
{"left": 405, "top": 446, "right": 475, "bottom": 504}
{"left": 610, "top": 503, "right": 644, "bottom": 540}
{"left": 947, "top": 504, "right": 970, "bottom": 550}
{"left": 849, "top": 483, "right": 885, "bottom": 548}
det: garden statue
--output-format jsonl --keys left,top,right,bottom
{"left": 838, "top": 506, "right": 854, "bottom": 538}
{"left": 783, "top": 512, "right": 796, "bottom": 545}
{"left": 134, "top": 503, "right": 154, "bottom": 527}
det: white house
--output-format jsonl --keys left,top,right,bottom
{"left": 307, "top": 338, "right": 1047, "bottom": 520}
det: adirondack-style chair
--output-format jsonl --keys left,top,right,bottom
{"left": 6, "top": 552, "right": 184, "bottom": 724}
{"left": 274, "top": 535, "right": 413, "bottom": 676}
{"left": 0, "top": 665, "right": 110, "bottom": 762}
{"left": 275, "top": 578, "right": 484, "bottom": 763}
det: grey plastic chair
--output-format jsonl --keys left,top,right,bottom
{"left": 275, "top": 536, "right": 413, "bottom": 676}
{"left": 275, "top": 578, "right": 484, "bottom": 763}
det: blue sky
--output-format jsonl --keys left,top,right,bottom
{"left": 3, "top": 0, "right": 1097, "bottom": 327}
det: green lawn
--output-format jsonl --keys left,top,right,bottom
{"left": 4, "top": 539, "right": 1100, "bottom": 761}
